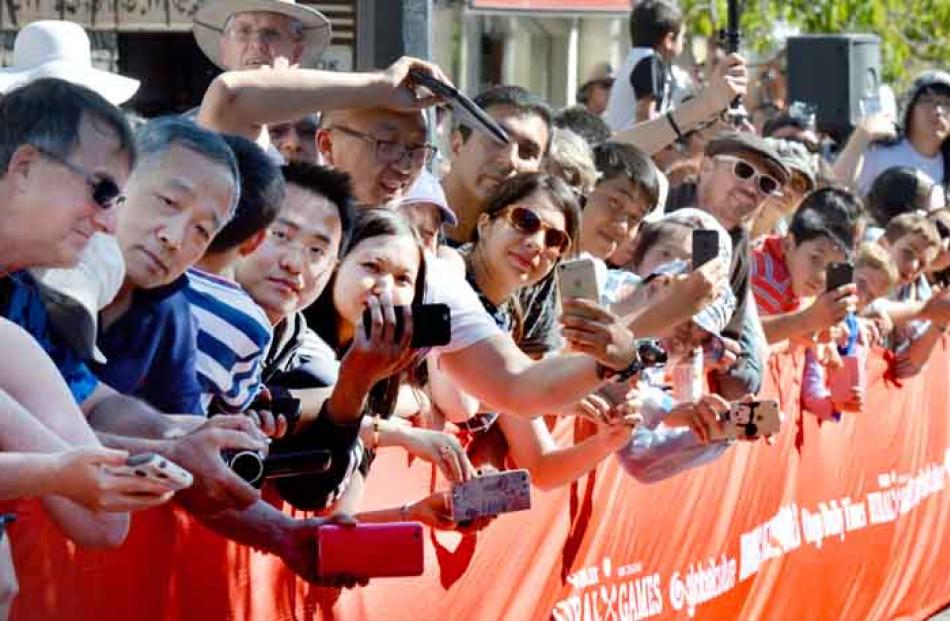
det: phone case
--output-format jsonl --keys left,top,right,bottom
{"left": 721, "top": 400, "right": 782, "bottom": 441}
{"left": 362, "top": 304, "right": 452, "bottom": 349}
{"left": 557, "top": 259, "right": 600, "bottom": 302}
{"left": 316, "top": 523, "right": 424, "bottom": 578}
{"left": 829, "top": 350, "right": 867, "bottom": 413}
{"left": 692, "top": 229, "right": 719, "bottom": 269}
{"left": 451, "top": 469, "right": 532, "bottom": 522}
{"left": 112, "top": 453, "right": 194, "bottom": 491}
{"left": 409, "top": 304, "right": 451, "bottom": 348}
{"left": 826, "top": 262, "right": 854, "bottom": 291}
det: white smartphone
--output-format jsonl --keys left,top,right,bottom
{"left": 709, "top": 400, "right": 782, "bottom": 441}
{"left": 557, "top": 257, "right": 600, "bottom": 302}
{"left": 108, "top": 453, "right": 194, "bottom": 491}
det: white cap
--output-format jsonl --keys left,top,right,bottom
{"left": 31, "top": 234, "right": 125, "bottom": 363}
{"left": 400, "top": 169, "right": 458, "bottom": 227}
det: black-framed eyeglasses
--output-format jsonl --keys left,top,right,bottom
{"left": 329, "top": 125, "right": 436, "bottom": 168}
{"left": 33, "top": 145, "right": 123, "bottom": 209}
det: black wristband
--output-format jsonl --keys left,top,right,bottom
{"left": 596, "top": 351, "right": 643, "bottom": 383}
{"left": 665, "top": 111, "right": 686, "bottom": 144}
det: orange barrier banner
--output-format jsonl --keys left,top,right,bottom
{"left": 9, "top": 342, "right": 950, "bottom": 620}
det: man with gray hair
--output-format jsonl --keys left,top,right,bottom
{"left": 193, "top": 0, "right": 331, "bottom": 71}
{"left": 92, "top": 117, "right": 240, "bottom": 414}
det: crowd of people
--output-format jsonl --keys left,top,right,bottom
{"left": 0, "top": 0, "right": 947, "bottom": 612}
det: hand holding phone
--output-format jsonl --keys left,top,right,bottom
{"left": 708, "top": 399, "right": 782, "bottom": 441}
{"left": 316, "top": 522, "right": 424, "bottom": 578}
{"left": 108, "top": 453, "right": 194, "bottom": 491}
{"left": 362, "top": 303, "right": 451, "bottom": 349}
{"left": 450, "top": 469, "right": 532, "bottom": 522}
{"left": 826, "top": 262, "right": 854, "bottom": 292}
{"left": 557, "top": 258, "right": 600, "bottom": 302}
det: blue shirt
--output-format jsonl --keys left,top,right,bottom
{"left": 0, "top": 271, "right": 99, "bottom": 404}
{"left": 184, "top": 268, "right": 272, "bottom": 415}
{"left": 93, "top": 277, "right": 202, "bottom": 414}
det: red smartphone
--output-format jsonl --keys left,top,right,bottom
{"left": 315, "top": 522, "right": 424, "bottom": 578}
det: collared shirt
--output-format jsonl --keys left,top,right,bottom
{"left": 0, "top": 271, "right": 99, "bottom": 404}
{"left": 751, "top": 234, "right": 799, "bottom": 316}
{"left": 185, "top": 268, "right": 273, "bottom": 415}
{"left": 94, "top": 277, "right": 202, "bottom": 414}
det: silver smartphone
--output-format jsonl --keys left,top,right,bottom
{"left": 557, "top": 257, "right": 600, "bottom": 302}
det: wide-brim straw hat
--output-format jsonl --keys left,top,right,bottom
{"left": 193, "top": 0, "right": 332, "bottom": 69}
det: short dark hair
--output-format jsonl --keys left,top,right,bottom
{"left": 0, "top": 78, "right": 136, "bottom": 174}
{"left": 473, "top": 172, "right": 582, "bottom": 256}
{"left": 458, "top": 85, "right": 553, "bottom": 149}
{"left": 866, "top": 166, "right": 933, "bottom": 227}
{"left": 280, "top": 162, "right": 355, "bottom": 251}
{"left": 593, "top": 141, "right": 660, "bottom": 208}
{"left": 208, "top": 134, "right": 285, "bottom": 254}
{"left": 629, "top": 218, "right": 691, "bottom": 272}
{"left": 629, "top": 0, "right": 684, "bottom": 49}
{"left": 554, "top": 106, "right": 612, "bottom": 147}
{"left": 788, "top": 188, "right": 860, "bottom": 253}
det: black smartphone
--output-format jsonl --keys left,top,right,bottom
{"left": 363, "top": 303, "right": 452, "bottom": 349}
{"left": 409, "top": 69, "right": 510, "bottom": 145}
{"left": 826, "top": 261, "right": 854, "bottom": 292}
{"left": 692, "top": 229, "right": 719, "bottom": 269}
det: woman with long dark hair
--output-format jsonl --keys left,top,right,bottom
{"left": 429, "top": 172, "right": 638, "bottom": 489}
{"left": 292, "top": 208, "right": 477, "bottom": 527}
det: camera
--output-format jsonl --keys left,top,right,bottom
{"left": 222, "top": 448, "right": 333, "bottom": 488}
{"left": 635, "top": 338, "right": 668, "bottom": 368}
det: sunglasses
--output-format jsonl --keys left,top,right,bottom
{"left": 504, "top": 205, "right": 571, "bottom": 254}
{"left": 34, "top": 145, "right": 123, "bottom": 209}
{"left": 715, "top": 155, "right": 784, "bottom": 198}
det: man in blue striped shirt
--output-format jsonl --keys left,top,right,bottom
{"left": 184, "top": 134, "right": 284, "bottom": 415}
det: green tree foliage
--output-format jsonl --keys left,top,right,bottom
{"left": 681, "top": 0, "right": 950, "bottom": 85}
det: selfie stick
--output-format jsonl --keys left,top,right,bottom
{"left": 723, "top": 0, "right": 748, "bottom": 126}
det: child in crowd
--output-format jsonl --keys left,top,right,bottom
{"left": 750, "top": 189, "right": 863, "bottom": 419}
{"left": 604, "top": 0, "right": 684, "bottom": 131}
{"left": 611, "top": 208, "right": 740, "bottom": 483}
{"left": 800, "top": 243, "right": 900, "bottom": 420}
{"left": 397, "top": 169, "right": 459, "bottom": 257}
{"left": 751, "top": 189, "right": 858, "bottom": 345}
{"left": 870, "top": 214, "right": 944, "bottom": 375}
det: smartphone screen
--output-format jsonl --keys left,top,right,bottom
{"left": 692, "top": 230, "right": 719, "bottom": 269}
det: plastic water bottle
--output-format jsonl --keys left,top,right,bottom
{"left": 638, "top": 385, "right": 676, "bottom": 428}
{"left": 671, "top": 347, "right": 704, "bottom": 404}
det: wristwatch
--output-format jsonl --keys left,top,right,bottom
{"left": 595, "top": 348, "right": 643, "bottom": 383}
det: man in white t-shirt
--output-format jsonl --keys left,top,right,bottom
{"left": 835, "top": 70, "right": 949, "bottom": 196}
{"left": 604, "top": 0, "right": 685, "bottom": 132}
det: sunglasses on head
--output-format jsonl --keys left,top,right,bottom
{"left": 715, "top": 155, "right": 784, "bottom": 198}
{"left": 504, "top": 205, "right": 571, "bottom": 254}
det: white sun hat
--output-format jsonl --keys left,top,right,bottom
{"left": 31, "top": 233, "right": 126, "bottom": 364}
{"left": 193, "top": 0, "right": 332, "bottom": 69}
{"left": 0, "top": 21, "right": 139, "bottom": 105}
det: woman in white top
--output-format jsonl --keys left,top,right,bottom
{"left": 834, "top": 71, "right": 950, "bottom": 196}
